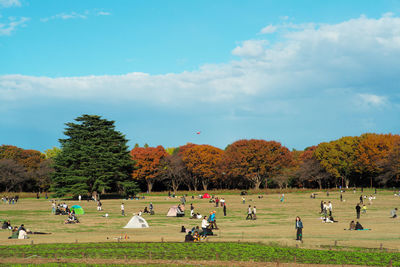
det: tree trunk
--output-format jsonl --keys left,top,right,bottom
{"left": 318, "top": 179, "right": 322, "bottom": 190}
{"left": 147, "top": 181, "right": 153, "bottom": 193}
{"left": 345, "top": 178, "right": 350, "bottom": 188}
{"left": 171, "top": 180, "right": 179, "bottom": 194}
{"left": 202, "top": 181, "right": 208, "bottom": 191}
{"left": 253, "top": 181, "right": 261, "bottom": 190}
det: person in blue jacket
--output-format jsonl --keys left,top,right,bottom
{"left": 295, "top": 216, "right": 303, "bottom": 241}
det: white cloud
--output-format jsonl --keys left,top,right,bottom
{"left": 0, "top": 0, "right": 20, "bottom": 8}
{"left": 1, "top": 15, "right": 400, "bottom": 116}
{"left": 97, "top": 11, "right": 111, "bottom": 16}
{"left": 41, "top": 12, "right": 87, "bottom": 22}
{"left": 232, "top": 40, "right": 268, "bottom": 57}
{"left": 357, "top": 94, "right": 388, "bottom": 108}
{"left": 260, "top": 24, "right": 277, "bottom": 34}
{"left": 0, "top": 16, "right": 29, "bottom": 35}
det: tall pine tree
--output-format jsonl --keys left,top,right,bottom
{"left": 51, "top": 115, "right": 138, "bottom": 197}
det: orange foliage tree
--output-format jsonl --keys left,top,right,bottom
{"left": 355, "top": 133, "right": 400, "bottom": 187}
{"left": 180, "top": 144, "right": 223, "bottom": 191}
{"left": 221, "top": 139, "right": 293, "bottom": 190}
{"left": 130, "top": 145, "right": 168, "bottom": 193}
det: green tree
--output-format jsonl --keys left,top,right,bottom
{"left": 51, "top": 115, "right": 137, "bottom": 197}
{"left": 314, "top": 136, "right": 359, "bottom": 188}
{"left": 44, "top": 147, "right": 62, "bottom": 159}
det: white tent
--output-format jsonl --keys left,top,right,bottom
{"left": 167, "top": 206, "right": 185, "bottom": 217}
{"left": 123, "top": 215, "right": 149, "bottom": 228}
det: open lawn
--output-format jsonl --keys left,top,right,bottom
{"left": 0, "top": 189, "right": 399, "bottom": 251}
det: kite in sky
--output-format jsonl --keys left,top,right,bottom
{"left": 196, "top": 131, "right": 201, "bottom": 135}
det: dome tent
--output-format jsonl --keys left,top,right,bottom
{"left": 71, "top": 205, "right": 84, "bottom": 215}
{"left": 202, "top": 193, "right": 211, "bottom": 199}
{"left": 123, "top": 215, "right": 149, "bottom": 228}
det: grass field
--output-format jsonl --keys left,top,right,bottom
{"left": 0, "top": 188, "right": 399, "bottom": 251}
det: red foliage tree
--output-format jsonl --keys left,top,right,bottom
{"left": 221, "top": 139, "right": 293, "bottom": 190}
{"left": 180, "top": 144, "right": 223, "bottom": 191}
{"left": 130, "top": 145, "right": 168, "bottom": 193}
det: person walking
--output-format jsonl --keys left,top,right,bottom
{"left": 356, "top": 203, "right": 361, "bottom": 219}
{"left": 121, "top": 203, "right": 125, "bottom": 216}
{"left": 246, "top": 205, "right": 253, "bottom": 220}
{"left": 340, "top": 194, "right": 343, "bottom": 202}
{"left": 280, "top": 194, "right": 285, "bottom": 202}
{"left": 360, "top": 195, "right": 363, "bottom": 204}
{"left": 295, "top": 216, "right": 303, "bottom": 241}
{"left": 320, "top": 201, "right": 324, "bottom": 214}
{"left": 252, "top": 206, "right": 257, "bottom": 220}
{"left": 223, "top": 203, "right": 227, "bottom": 216}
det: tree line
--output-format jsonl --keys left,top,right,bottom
{"left": 0, "top": 114, "right": 399, "bottom": 196}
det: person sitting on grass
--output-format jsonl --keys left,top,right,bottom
{"left": 355, "top": 221, "right": 364, "bottom": 230}
{"left": 193, "top": 231, "right": 200, "bottom": 242}
{"left": 143, "top": 207, "right": 150, "bottom": 214}
{"left": 201, "top": 216, "right": 209, "bottom": 237}
{"left": 349, "top": 220, "right": 356, "bottom": 230}
{"left": 8, "top": 227, "right": 19, "bottom": 239}
{"left": 390, "top": 208, "right": 398, "bottom": 218}
{"left": 18, "top": 228, "right": 28, "bottom": 239}
{"left": 184, "top": 231, "right": 194, "bottom": 242}
{"left": 328, "top": 215, "right": 338, "bottom": 223}
{"left": 2, "top": 220, "right": 11, "bottom": 230}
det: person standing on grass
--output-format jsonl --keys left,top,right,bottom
{"left": 360, "top": 195, "right": 363, "bottom": 204}
{"left": 78, "top": 195, "right": 81, "bottom": 202}
{"left": 220, "top": 198, "right": 225, "bottom": 207}
{"left": 223, "top": 203, "right": 227, "bottom": 216}
{"left": 121, "top": 203, "right": 125, "bottom": 216}
{"left": 356, "top": 203, "right": 361, "bottom": 219}
{"left": 246, "top": 205, "right": 252, "bottom": 220}
{"left": 328, "top": 201, "right": 333, "bottom": 217}
{"left": 340, "top": 194, "right": 343, "bottom": 202}
{"left": 320, "top": 201, "right": 324, "bottom": 213}
{"left": 252, "top": 206, "right": 257, "bottom": 220}
{"left": 280, "top": 194, "right": 285, "bottom": 202}
{"left": 190, "top": 203, "right": 194, "bottom": 217}
{"left": 295, "top": 216, "right": 303, "bottom": 241}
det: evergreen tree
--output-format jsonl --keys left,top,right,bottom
{"left": 51, "top": 115, "right": 138, "bottom": 197}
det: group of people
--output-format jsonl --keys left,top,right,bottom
{"left": 1, "top": 195, "right": 19, "bottom": 205}
{"left": 8, "top": 224, "right": 29, "bottom": 239}
{"left": 53, "top": 201, "right": 70, "bottom": 215}
{"left": 246, "top": 205, "right": 257, "bottom": 220}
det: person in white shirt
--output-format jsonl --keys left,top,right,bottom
{"left": 201, "top": 216, "right": 209, "bottom": 236}
{"left": 121, "top": 203, "right": 125, "bottom": 216}
{"left": 253, "top": 206, "right": 257, "bottom": 220}
{"left": 78, "top": 195, "right": 81, "bottom": 202}
{"left": 220, "top": 198, "right": 225, "bottom": 207}
{"left": 328, "top": 201, "right": 333, "bottom": 216}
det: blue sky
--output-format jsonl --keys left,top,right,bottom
{"left": 1, "top": 0, "right": 400, "bottom": 152}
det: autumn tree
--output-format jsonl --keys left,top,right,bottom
{"left": 180, "top": 144, "right": 223, "bottom": 191}
{"left": 377, "top": 141, "right": 400, "bottom": 186}
{"left": 355, "top": 133, "right": 400, "bottom": 187}
{"left": 52, "top": 115, "right": 137, "bottom": 197}
{"left": 297, "top": 158, "right": 333, "bottom": 189}
{"left": 130, "top": 145, "right": 168, "bottom": 193}
{"left": 221, "top": 139, "right": 293, "bottom": 190}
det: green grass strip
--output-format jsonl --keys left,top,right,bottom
{"left": 0, "top": 242, "right": 399, "bottom": 266}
